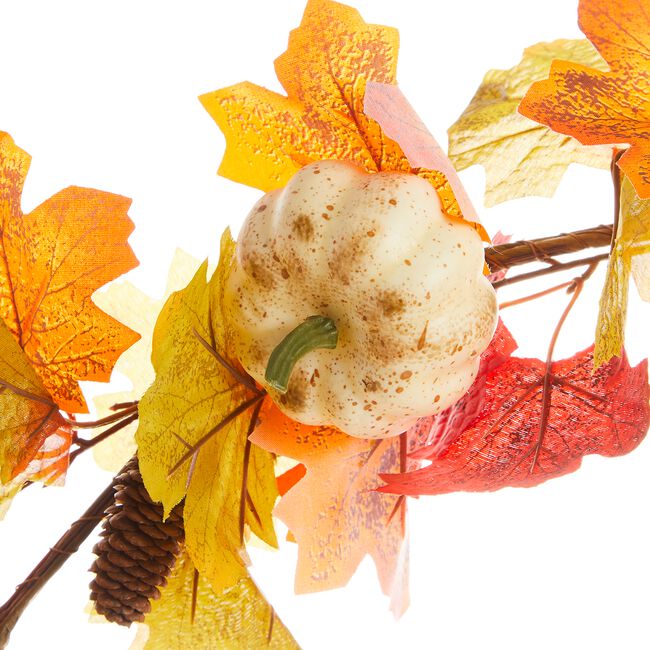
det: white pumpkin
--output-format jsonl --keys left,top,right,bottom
{"left": 224, "top": 160, "right": 497, "bottom": 438}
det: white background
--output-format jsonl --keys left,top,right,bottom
{"left": 1, "top": 1, "right": 649, "bottom": 649}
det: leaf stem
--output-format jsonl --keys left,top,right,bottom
{"left": 529, "top": 263, "right": 597, "bottom": 472}
{"left": 239, "top": 399, "right": 263, "bottom": 544}
{"left": 167, "top": 393, "right": 266, "bottom": 478}
{"left": 63, "top": 402, "right": 138, "bottom": 429}
{"left": 69, "top": 413, "right": 139, "bottom": 463}
{"left": 498, "top": 280, "right": 574, "bottom": 310}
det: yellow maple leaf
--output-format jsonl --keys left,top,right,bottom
{"left": 131, "top": 550, "right": 299, "bottom": 650}
{"left": 92, "top": 250, "right": 200, "bottom": 472}
{"left": 136, "top": 231, "right": 278, "bottom": 591}
{"left": 448, "top": 40, "right": 612, "bottom": 206}
{"left": 595, "top": 176, "right": 650, "bottom": 367}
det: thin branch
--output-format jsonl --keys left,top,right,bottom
{"left": 610, "top": 149, "right": 625, "bottom": 252}
{"left": 492, "top": 253, "right": 609, "bottom": 290}
{"left": 63, "top": 402, "right": 138, "bottom": 429}
{"left": 69, "top": 413, "right": 139, "bottom": 462}
{"left": 0, "top": 463, "right": 126, "bottom": 648}
{"left": 498, "top": 280, "right": 574, "bottom": 310}
{"left": 529, "top": 263, "right": 596, "bottom": 472}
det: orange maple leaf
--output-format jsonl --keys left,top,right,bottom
{"left": 518, "top": 0, "right": 650, "bottom": 198}
{"left": 200, "top": 0, "right": 481, "bottom": 234}
{"left": 250, "top": 399, "right": 410, "bottom": 617}
{"left": 0, "top": 131, "right": 139, "bottom": 413}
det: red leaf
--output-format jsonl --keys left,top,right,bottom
{"left": 410, "top": 319, "right": 517, "bottom": 460}
{"left": 380, "top": 348, "right": 650, "bottom": 496}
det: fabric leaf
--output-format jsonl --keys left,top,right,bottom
{"left": 251, "top": 400, "right": 410, "bottom": 617}
{"left": 595, "top": 176, "right": 650, "bottom": 366}
{"left": 136, "top": 231, "right": 278, "bottom": 592}
{"left": 132, "top": 550, "right": 299, "bottom": 650}
{"left": 93, "top": 250, "right": 200, "bottom": 472}
{"left": 448, "top": 39, "right": 612, "bottom": 205}
{"left": 0, "top": 131, "right": 139, "bottom": 413}
{"left": 200, "top": 0, "right": 476, "bottom": 231}
{"left": 518, "top": 0, "right": 650, "bottom": 199}
{"left": 380, "top": 347, "right": 649, "bottom": 496}
{"left": 364, "top": 81, "right": 487, "bottom": 238}
{"left": 410, "top": 319, "right": 517, "bottom": 460}
{"left": 0, "top": 318, "right": 70, "bottom": 516}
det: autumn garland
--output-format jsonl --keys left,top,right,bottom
{"left": 1, "top": 0, "right": 650, "bottom": 647}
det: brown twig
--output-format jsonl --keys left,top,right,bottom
{"left": 484, "top": 224, "right": 612, "bottom": 272}
{"left": 529, "top": 262, "right": 597, "bottom": 472}
{"left": 498, "top": 280, "right": 574, "bottom": 310}
{"left": 491, "top": 253, "right": 610, "bottom": 290}
{"left": 0, "top": 464, "right": 127, "bottom": 649}
{"left": 69, "top": 413, "right": 139, "bottom": 463}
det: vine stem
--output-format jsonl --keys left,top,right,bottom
{"left": 0, "top": 463, "right": 128, "bottom": 649}
{"left": 484, "top": 224, "right": 612, "bottom": 272}
{"left": 529, "top": 262, "right": 599, "bottom": 472}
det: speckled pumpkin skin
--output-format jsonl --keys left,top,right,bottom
{"left": 224, "top": 160, "right": 497, "bottom": 439}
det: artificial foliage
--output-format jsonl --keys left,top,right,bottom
{"left": 1, "top": 0, "right": 650, "bottom": 648}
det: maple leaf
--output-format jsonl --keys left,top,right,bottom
{"left": 92, "top": 250, "right": 200, "bottom": 472}
{"left": 380, "top": 347, "right": 650, "bottom": 496}
{"left": 200, "top": 0, "right": 480, "bottom": 235}
{"left": 410, "top": 319, "right": 517, "bottom": 460}
{"left": 0, "top": 318, "right": 70, "bottom": 517}
{"left": 250, "top": 400, "right": 410, "bottom": 617}
{"left": 595, "top": 176, "right": 650, "bottom": 367}
{"left": 136, "top": 231, "right": 278, "bottom": 592}
{"left": 131, "top": 550, "right": 299, "bottom": 650}
{"left": 363, "top": 81, "right": 487, "bottom": 238}
{"left": 0, "top": 131, "right": 139, "bottom": 413}
{"left": 518, "top": 0, "right": 650, "bottom": 199}
{"left": 448, "top": 40, "right": 612, "bottom": 205}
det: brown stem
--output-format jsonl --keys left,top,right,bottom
{"left": 492, "top": 253, "right": 609, "bottom": 290}
{"left": 63, "top": 402, "right": 138, "bottom": 429}
{"left": 69, "top": 413, "right": 139, "bottom": 463}
{"left": 0, "top": 463, "right": 127, "bottom": 648}
{"left": 484, "top": 224, "right": 612, "bottom": 272}
{"left": 498, "top": 280, "right": 574, "bottom": 310}
{"left": 529, "top": 263, "right": 596, "bottom": 472}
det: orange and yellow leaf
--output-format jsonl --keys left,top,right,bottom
{"left": 251, "top": 400, "right": 410, "bottom": 617}
{"left": 0, "top": 318, "right": 69, "bottom": 517}
{"left": 0, "top": 131, "right": 140, "bottom": 413}
{"left": 448, "top": 40, "right": 611, "bottom": 205}
{"left": 200, "top": 0, "right": 476, "bottom": 232}
{"left": 519, "top": 0, "right": 650, "bottom": 199}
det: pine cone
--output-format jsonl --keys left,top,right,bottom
{"left": 89, "top": 456, "right": 184, "bottom": 626}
